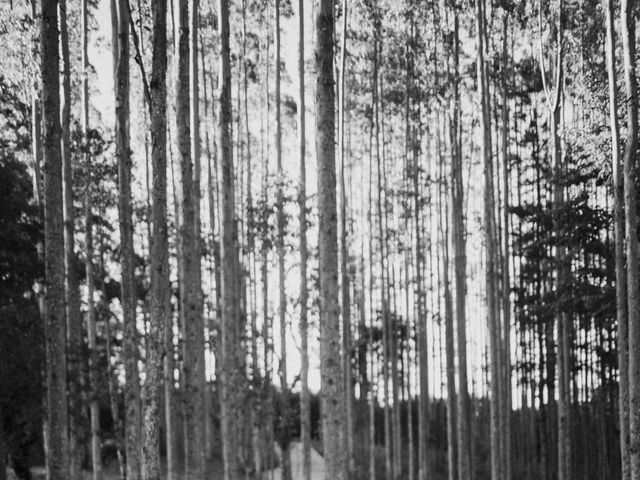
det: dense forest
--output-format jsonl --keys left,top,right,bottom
{"left": 0, "top": 0, "right": 638, "bottom": 479}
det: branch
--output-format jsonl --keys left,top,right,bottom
{"left": 126, "top": 0, "right": 152, "bottom": 111}
{"left": 537, "top": 1, "right": 552, "bottom": 110}
{"left": 552, "top": 0, "right": 563, "bottom": 111}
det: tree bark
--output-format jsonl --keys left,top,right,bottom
{"left": 81, "top": 0, "right": 101, "bottom": 474}
{"left": 338, "top": 2, "right": 354, "bottom": 476}
{"left": 273, "top": 1, "right": 292, "bottom": 477}
{"left": 476, "top": 1, "right": 502, "bottom": 479}
{"left": 112, "top": 0, "right": 141, "bottom": 477}
{"left": 604, "top": 0, "right": 629, "bottom": 477}
{"left": 176, "top": 0, "right": 206, "bottom": 475}
{"left": 141, "top": 0, "right": 168, "bottom": 478}
{"left": 441, "top": 139, "right": 457, "bottom": 480}
{"left": 218, "top": 0, "right": 243, "bottom": 478}
{"left": 58, "top": 2, "right": 84, "bottom": 476}
{"left": 41, "top": 1, "right": 70, "bottom": 478}
{"left": 298, "top": 0, "right": 311, "bottom": 478}
{"left": 500, "top": 14, "right": 512, "bottom": 480}
{"left": 537, "top": 2, "right": 569, "bottom": 477}
{"left": 621, "top": 0, "right": 640, "bottom": 478}
{"left": 451, "top": 10, "right": 471, "bottom": 480}
{"left": 316, "top": 2, "right": 347, "bottom": 479}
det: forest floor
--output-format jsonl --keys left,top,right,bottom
{"left": 17, "top": 441, "right": 324, "bottom": 480}
{"left": 269, "top": 441, "right": 326, "bottom": 480}
{"left": 23, "top": 460, "right": 225, "bottom": 480}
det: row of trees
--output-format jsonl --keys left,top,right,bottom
{"left": 2, "top": 0, "right": 640, "bottom": 479}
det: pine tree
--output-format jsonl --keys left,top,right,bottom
{"left": 41, "top": 0, "right": 70, "bottom": 477}
{"left": 176, "top": 0, "right": 206, "bottom": 475}
{"left": 218, "top": 0, "right": 243, "bottom": 477}
{"left": 141, "top": 0, "right": 168, "bottom": 477}
{"left": 112, "top": 0, "right": 141, "bottom": 476}
{"left": 621, "top": 0, "right": 640, "bottom": 478}
{"left": 316, "top": 1, "right": 347, "bottom": 478}
{"left": 297, "top": 0, "right": 311, "bottom": 478}
{"left": 604, "top": 0, "right": 629, "bottom": 477}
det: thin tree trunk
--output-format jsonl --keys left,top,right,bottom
{"left": 537, "top": 2, "right": 569, "bottom": 477}
{"left": 451, "top": 11, "right": 471, "bottom": 480}
{"left": 415, "top": 125, "right": 429, "bottom": 480}
{"left": 141, "top": 0, "right": 168, "bottom": 477}
{"left": 297, "top": 0, "right": 311, "bottom": 478}
{"left": 59, "top": 2, "right": 83, "bottom": 477}
{"left": 338, "top": 1, "right": 354, "bottom": 474}
{"left": 113, "top": 0, "right": 141, "bottom": 476}
{"left": 604, "top": 0, "right": 629, "bottom": 477}
{"left": 441, "top": 138, "right": 457, "bottom": 480}
{"left": 273, "top": 1, "right": 291, "bottom": 477}
{"left": 41, "top": 0, "right": 70, "bottom": 477}
{"left": 177, "top": 0, "right": 206, "bottom": 475}
{"left": 500, "top": 14, "right": 512, "bottom": 480}
{"left": 191, "top": 0, "right": 207, "bottom": 464}
{"left": 367, "top": 95, "right": 377, "bottom": 480}
{"left": 621, "top": 0, "right": 640, "bottom": 478}
{"left": 81, "top": 0, "right": 101, "bottom": 473}
{"left": 476, "top": 0, "right": 502, "bottom": 478}
{"left": 218, "top": 0, "right": 242, "bottom": 478}
{"left": 316, "top": 2, "right": 347, "bottom": 479}
{"left": 371, "top": 19, "right": 394, "bottom": 480}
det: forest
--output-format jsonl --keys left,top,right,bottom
{"left": 0, "top": 0, "right": 637, "bottom": 479}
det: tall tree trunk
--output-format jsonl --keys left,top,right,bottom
{"left": 621, "top": 0, "right": 640, "bottom": 478}
{"left": 85, "top": 200, "right": 102, "bottom": 480}
{"left": 177, "top": 0, "right": 206, "bottom": 476}
{"left": 113, "top": 0, "right": 141, "bottom": 477}
{"left": 298, "top": 0, "right": 311, "bottom": 478}
{"left": 141, "top": 0, "right": 168, "bottom": 477}
{"left": 218, "top": 0, "right": 242, "bottom": 478}
{"left": 476, "top": 1, "right": 502, "bottom": 479}
{"left": 367, "top": 101, "right": 377, "bottom": 480}
{"left": 372, "top": 19, "right": 394, "bottom": 480}
{"left": 500, "top": 14, "right": 512, "bottom": 480}
{"left": 273, "top": 1, "right": 291, "bottom": 477}
{"left": 191, "top": 0, "right": 207, "bottom": 464}
{"left": 537, "top": 1, "right": 569, "bottom": 477}
{"left": 102, "top": 273, "right": 127, "bottom": 480}
{"left": 452, "top": 10, "right": 471, "bottom": 480}
{"left": 415, "top": 128, "right": 429, "bottom": 480}
{"left": 441, "top": 140, "right": 457, "bottom": 480}
{"left": 59, "top": 2, "right": 83, "bottom": 477}
{"left": 604, "top": 0, "right": 629, "bottom": 477}
{"left": 41, "top": 0, "right": 70, "bottom": 477}
{"left": 316, "top": 2, "right": 347, "bottom": 479}
{"left": 81, "top": 0, "right": 101, "bottom": 475}
{"left": 338, "top": 2, "right": 354, "bottom": 476}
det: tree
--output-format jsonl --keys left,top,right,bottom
{"left": 450, "top": 8, "right": 471, "bottom": 480}
{"left": 177, "top": 0, "right": 206, "bottom": 475}
{"left": 604, "top": 0, "right": 628, "bottom": 478}
{"left": 112, "top": 0, "right": 141, "bottom": 476}
{"left": 298, "top": 0, "right": 311, "bottom": 478}
{"left": 140, "top": 0, "right": 168, "bottom": 478}
{"left": 338, "top": 2, "right": 355, "bottom": 475}
{"left": 58, "top": 1, "right": 83, "bottom": 474}
{"left": 274, "top": 1, "right": 292, "bottom": 477}
{"left": 218, "top": 0, "right": 243, "bottom": 478}
{"left": 40, "top": 0, "right": 70, "bottom": 477}
{"left": 0, "top": 78, "right": 44, "bottom": 480}
{"left": 476, "top": 0, "right": 502, "bottom": 478}
{"left": 537, "top": 1, "right": 569, "bottom": 478}
{"left": 81, "top": 0, "right": 101, "bottom": 477}
{"left": 316, "top": 1, "right": 347, "bottom": 479}
{"left": 621, "top": 0, "right": 640, "bottom": 478}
